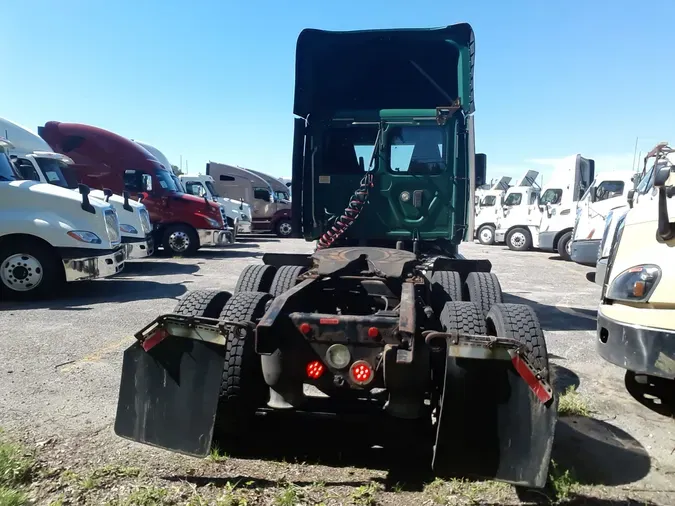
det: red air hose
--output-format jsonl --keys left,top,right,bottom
{"left": 316, "top": 173, "right": 374, "bottom": 250}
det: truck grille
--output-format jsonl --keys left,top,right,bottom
{"left": 139, "top": 208, "right": 152, "bottom": 234}
{"left": 104, "top": 209, "right": 121, "bottom": 245}
{"left": 219, "top": 206, "right": 228, "bottom": 228}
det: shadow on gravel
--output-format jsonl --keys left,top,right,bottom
{"left": 624, "top": 371, "right": 675, "bottom": 418}
{"left": 189, "top": 249, "right": 264, "bottom": 260}
{"left": 504, "top": 294, "right": 597, "bottom": 332}
{"left": 551, "top": 363, "right": 581, "bottom": 392}
{"left": 0, "top": 279, "right": 187, "bottom": 310}
{"left": 551, "top": 416, "right": 650, "bottom": 486}
{"left": 116, "top": 261, "right": 200, "bottom": 277}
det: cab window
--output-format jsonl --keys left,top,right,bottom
{"left": 540, "top": 189, "right": 562, "bottom": 205}
{"left": 185, "top": 181, "right": 207, "bottom": 197}
{"left": 636, "top": 163, "right": 658, "bottom": 194}
{"left": 594, "top": 181, "right": 624, "bottom": 201}
{"left": 480, "top": 195, "right": 496, "bottom": 207}
{"left": 504, "top": 192, "right": 522, "bottom": 206}
{"left": 388, "top": 125, "right": 446, "bottom": 174}
{"left": 254, "top": 187, "right": 272, "bottom": 201}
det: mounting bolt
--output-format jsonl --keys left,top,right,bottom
{"left": 333, "top": 375, "right": 345, "bottom": 387}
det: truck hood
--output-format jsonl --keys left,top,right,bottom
{"left": 9, "top": 179, "right": 113, "bottom": 212}
{"left": 293, "top": 23, "right": 475, "bottom": 118}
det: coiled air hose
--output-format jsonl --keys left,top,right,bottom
{"left": 316, "top": 172, "right": 374, "bottom": 250}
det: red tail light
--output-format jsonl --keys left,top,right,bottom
{"left": 350, "top": 360, "right": 373, "bottom": 385}
{"left": 299, "top": 323, "right": 311, "bottom": 334}
{"left": 306, "top": 360, "right": 325, "bottom": 379}
{"left": 367, "top": 327, "right": 379, "bottom": 339}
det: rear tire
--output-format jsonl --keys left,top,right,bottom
{"left": 557, "top": 231, "right": 573, "bottom": 261}
{"left": 430, "top": 270, "right": 463, "bottom": 316}
{"left": 439, "top": 301, "right": 487, "bottom": 335}
{"left": 234, "top": 264, "right": 277, "bottom": 292}
{"left": 173, "top": 290, "right": 231, "bottom": 318}
{"left": 163, "top": 224, "right": 199, "bottom": 256}
{"left": 485, "top": 303, "right": 549, "bottom": 380}
{"left": 477, "top": 224, "right": 496, "bottom": 245}
{"left": 269, "top": 265, "right": 306, "bottom": 296}
{"left": 0, "top": 238, "right": 64, "bottom": 300}
{"left": 215, "top": 291, "right": 273, "bottom": 435}
{"left": 464, "top": 272, "right": 503, "bottom": 316}
{"left": 506, "top": 227, "right": 532, "bottom": 251}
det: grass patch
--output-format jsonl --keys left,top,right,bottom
{"left": 424, "top": 477, "right": 510, "bottom": 504}
{"left": 558, "top": 386, "right": 590, "bottom": 417}
{"left": 351, "top": 483, "right": 379, "bottom": 505}
{"left": 0, "top": 437, "right": 34, "bottom": 506}
{"left": 116, "top": 485, "right": 171, "bottom": 506}
{"left": 0, "top": 487, "right": 27, "bottom": 506}
{"left": 208, "top": 446, "right": 229, "bottom": 463}
{"left": 274, "top": 483, "right": 301, "bottom": 506}
{"left": 548, "top": 460, "right": 579, "bottom": 502}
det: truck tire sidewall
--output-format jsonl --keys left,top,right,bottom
{"left": 506, "top": 228, "right": 531, "bottom": 251}
{"left": 0, "top": 240, "right": 64, "bottom": 300}
{"left": 163, "top": 224, "right": 199, "bottom": 256}
{"left": 557, "top": 232, "right": 573, "bottom": 261}
{"left": 275, "top": 218, "right": 292, "bottom": 238}
{"left": 477, "top": 225, "right": 495, "bottom": 245}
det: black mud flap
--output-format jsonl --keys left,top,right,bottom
{"left": 432, "top": 356, "right": 558, "bottom": 488}
{"left": 114, "top": 336, "right": 226, "bottom": 458}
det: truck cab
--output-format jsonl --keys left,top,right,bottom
{"left": 38, "top": 122, "right": 232, "bottom": 256}
{"left": 570, "top": 170, "right": 637, "bottom": 266}
{"left": 596, "top": 143, "right": 675, "bottom": 386}
{"left": 180, "top": 174, "right": 254, "bottom": 237}
{"left": 535, "top": 155, "right": 595, "bottom": 260}
{"left": 473, "top": 176, "right": 511, "bottom": 245}
{"left": 0, "top": 118, "right": 155, "bottom": 259}
{"left": 494, "top": 170, "right": 541, "bottom": 249}
{"left": 0, "top": 137, "right": 125, "bottom": 299}
{"left": 207, "top": 162, "right": 291, "bottom": 236}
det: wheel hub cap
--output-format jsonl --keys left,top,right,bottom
{"left": 512, "top": 233, "right": 525, "bottom": 247}
{"left": 280, "top": 223, "right": 292, "bottom": 235}
{"left": 566, "top": 240, "right": 572, "bottom": 255}
{"left": 1, "top": 254, "right": 43, "bottom": 291}
{"left": 169, "top": 231, "right": 190, "bottom": 252}
{"left": 480, "top": 229, "right": 492, "bottom": 241}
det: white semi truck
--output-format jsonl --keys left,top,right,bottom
{"left": 494, "top": 170, "right": 541, "bottom": 249}
{"left": 570, "top": 170, "right": 637, "bottom": 266}
{"left": 1, "top": 118, "right": 154, "bottom": 259}
{"left": 473, "top": 176, "right": 511, "bottom": 245}
{"left": 0, "top": 137, "right": 125, "bottom": 300}
{"left": 179, "top": 174, "right": 253, "bottom": 238}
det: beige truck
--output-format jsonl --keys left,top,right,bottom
{"left": 596, "top": 142, "right": 675, "bottom": 385}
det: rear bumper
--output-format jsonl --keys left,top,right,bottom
{"left": 597, "top": 305, "right": 675, "bottom": 379}
{"left": 596, "top": 258, "right": 608, "bottom": 287}
{"left": 538, "top": 231, "right": 556, "bottom": 251}
{"left": 197, "top": 228, "right": 233, "bottom": 247}
{"left": 571, "top": 240, "right": 600, "bottom": 266}
{"left": 122, "top": 234, "right": 155, "bottom": 259}
{"left": 62, "top": 245, "right": 126, "bottom": 282}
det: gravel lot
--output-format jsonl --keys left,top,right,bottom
{"left": 1, "top": 236, "right": 674, "bottom": 505}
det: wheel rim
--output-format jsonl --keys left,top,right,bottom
{"left": 279, "top": 222, "right": 292, "bottom": 236}
{"left": 565, "top": 239, "right": 572, "bottom": 256}
{"left": 1, "top": 253, "right": 44, "bottom": 292}
{"left": 480, "top": 228, "right": 493, "bottom": 243}
{"left": 511, "top": 232, "right": 526, "bottom": 248}
{"left": 168, "top": 231, "right": 190, "bottom": 252}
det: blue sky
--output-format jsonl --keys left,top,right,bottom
{"left": 3, "top": 0, "right": 674, "bottom": 185}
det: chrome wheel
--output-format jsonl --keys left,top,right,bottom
{"left": 168, "top": 231, "right": 190, "bottom": 253}
{"left": 278, "top": 221, "right": 292, "bottom": 236}
{"left": 510, "top": 232, "right": 526, "bottom": 249}
{"left": 565, "top": 239, "right": 572, "bottom": 256}
{"left": 479, "top": 227, "right": 494, "bottom": 244}
{"left": 1, "top": 253, "right": 44, "bottom": 292}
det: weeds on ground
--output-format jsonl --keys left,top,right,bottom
{"left": 274, "top": 482, "right": 301, "bottom": 506}
{"left": 215, "top": 481, "right": 248, "bottom": 506}
{"left": 351, "top": 482, "right": 378, "bottom": 505}
{"left": 548, "top": 460, "right": 579, "bottom": 502}
{"left": 0, "top": 487, "right": 27, "bottom": 506}
{"left": 558, "top": 386, "right": 590, "bottom": 417}
{"left": 0, "top": 437, "right": 34, "bottom": 506}
{"left": 115, "top": 485, "right": 171, "bottom": 506}
{"left": 208, "top": 446, "right": 229, "bottom": 463}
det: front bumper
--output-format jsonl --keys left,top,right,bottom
{"left": 596, "top": 258, "right": 608, "bottom": 287}
{"left": 197, "top": 228, "right": 233, "bottom": 247}
{"left": 122, "top": 234, "right": 155, "bottom": 259}
{"left": 597, "top": 305, "right": 675, "bottom": 380}
{"left": 238, "top": 221, "right": 253, "bottom": 234}
{"left": 571, "top": 239, "right": 600, "bottom": 266}
{"left": 538, "top": 231, "right": 556, "bottom": 251}
{"left": 62, "top": 245, "right": 126, "bottom": 282}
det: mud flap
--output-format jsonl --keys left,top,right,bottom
{"left": 114, "top": 336, "right": 226, "bottom": 458}
{"left": 432, "top": 355, "right": 558, "bottom": 488}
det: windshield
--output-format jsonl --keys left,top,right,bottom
{"left": 205, "top": 181, "right": 221, "bottom": 197}
{"left": 275, "top": 190, "right": 290, "bottom": 201}
{"left": 387, "top": 125, "right": 446, "bottom": 174}
{"left": 36, "top": 158, "right": 75, "bottom": 189}
{"left": 155, "top": 169, "right": 180, "bottom": 192}
{"left": 480, "top": 195, "right": 496, "bottom": 207}
{"left": 504, "top": 192, "right": 522, "bottom": 206}
{"left": 0, "top": 154, "right": 17, "bottom": 181}
{"left": 540, "top": 188, "right": 562, "bottom": 205}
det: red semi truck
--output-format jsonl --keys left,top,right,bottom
{"left": 38, "top": 121, "right": 231, "bottom": 256}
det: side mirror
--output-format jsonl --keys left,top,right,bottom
{"left": 655, "top": 166, "right": 674, "bottom": 240}
{"left": 142, "top": 174, "right": 153, "bottom": 192}
{"left": 103, "top": 188, "right": 113, "bottom": 202}
{"left": 78, "top": 183, "right": 95, "bottom": 214}
{"left": 627, "top": 189, "right": 635, "bottom": 209}
{"left": 475, "top": 153, "right": 487, "bottom": 187}
{"left": 654, "top": 166, "right": 672, "bottom": 188}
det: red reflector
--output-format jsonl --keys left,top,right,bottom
{"left": 510, "top": 352, "right": 553, "bottom": 404}
{"left": 142, "top": 329, "right": 168, "bottom": 352}
{"left": 367, "top": 327, "right": 379, "bottom": 338}
{"left": 350, "top": 360, "right": 373, "bottom": 385}
{"left": 320, "top": 318, "right": 339, "bottom": 325}
{"left": 299, "top": 323, "right": 311, "bottom": 334}
{"left": 306, "top": 360, "right": 325, "bottom": 379}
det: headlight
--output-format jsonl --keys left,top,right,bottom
{"left": 204, "top": 217, "right": 220, "bottom": 228}
{"left": 67, "top": 231, "right": 102, "bottom": 244}
{"left": 119, "top": 224, "right": 138, "bottom": 234}
{"left": 607, "top": 265, "right": 661, "bottom": 302}
{"left": 241, "top": 213, "right": 249, "bottom": 220}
